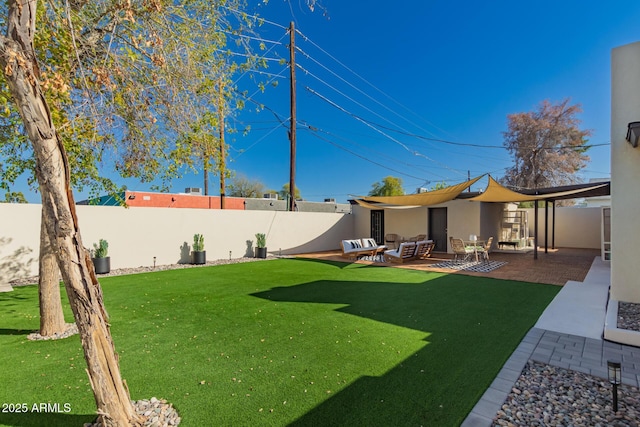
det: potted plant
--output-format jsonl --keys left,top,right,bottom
{"left": 255, "top": 233, "right": 267, "bottom": 259}
{"left": 192, "top": 233, "right": 206, "bottom": 265}
{"left": 91, "top": 239, "right": 110, "bottom": 274}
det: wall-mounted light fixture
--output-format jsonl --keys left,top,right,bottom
{"left": 128, "top": 194, "right": 136, "bottom": 200}
{"left": 625, "top": 122, "right": 640, "bottom": 147}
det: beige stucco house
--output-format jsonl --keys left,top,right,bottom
{"left": 604, "top": 41, "right": 640, "bottom": 346}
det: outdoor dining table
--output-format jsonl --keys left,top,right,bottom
{"left": 464, "top": 240, "right": 486, "bottom": 262}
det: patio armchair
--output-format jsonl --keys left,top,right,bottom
{"left": 476, "top": 237, "right": 493, "bottom": 261}
{"left": 383, "top": 241, "right": 417, "bottom": 263}
{"left": 414, "top": 240, "right": 435, "bottom": 260}
{"left": 384, "top": 233, "right": 399, "bottom": 250}
{"left": 451, "top": 238, "right": 474, "bottom": 263}
{"left": 408, "top": 234, "right": 427, "bottom": 242}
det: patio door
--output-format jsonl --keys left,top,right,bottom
{"left": 429, "top": 207, "right": 447, "bottom": 252}
{"left": 370, "top": 210, "right": 385, "bottom": 244}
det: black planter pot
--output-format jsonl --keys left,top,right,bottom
{"left": 255, "top": 247, "right": 267, "bottom": 259}
{"left": 192, "top": 251, "right": 206, "bottom": 265}
{"left": 92, "top": 257, "right": 111, "bottom": 274}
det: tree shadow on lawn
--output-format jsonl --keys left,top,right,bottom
{"left": 289, "top": 257, "right": 372, "bottom": 269}
{"left": 0, "top": 328, "right": 33, "bottom": 336}
{"left": 252, "top": 273, "right": 558, "bottom": 426}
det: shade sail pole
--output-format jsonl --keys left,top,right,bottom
{"left": 534, "top": 200, "right": 539, "bottom": 260}
{"left": 544, "top": 200, "right": 549, "bottom": 254}
{"left": 552, "top": 201, "right": 556, "bottom": 249}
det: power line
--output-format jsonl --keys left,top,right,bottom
{"left": 220, "top": 5, "right": 289, "bottom": 30}
{"left": 300, "top": 121, "right": 450, "bottom": 181}
{"left": 299, "top": 124, "right": 431, "bottom": 182}
{"left": 295, "top": 45, "right": 440, "bottom": 141}
{"left": 219, "top": 29, "right": 285, "bottom": 46}
{"left": 298, "top": 120, "right": 450, "bottom": 180}
{"left": 304, "top": 86, "right": 468, "bottom": 177}
{"left": 296, "top": 62, "right": 429, "bottom": 148}
{"left": 295, "top": 28, "right": 454, "bottom": 140}
{"left": 230, "top": 122, "right": 288, "bottom": 160}
{"left": 231, "top": 30, "right": 290, "bottom": 86}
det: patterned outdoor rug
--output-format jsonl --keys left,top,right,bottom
{"left": 358, "top": 254, "right": 386, "bottom": 263}
{"left": 429, "top": 260, "right": 508, "bottom": 272}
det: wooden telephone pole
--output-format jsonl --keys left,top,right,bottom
{"left": 219, "top": 78, "right": 226, "bottom": 209}
{"left": 288, "top": 21, "right": 297, "bottom": 212}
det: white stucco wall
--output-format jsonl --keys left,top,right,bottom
{"left": 610, "top": 41, "right": 640, "bottom": 303}
{"left": 446, "top": 200, "right": 481, "bottom": 247}
{"left": 0, "top": 204, "right": 354, "bottom": 282}
{"left": 523, "top": 207, "right": 602, "bottom": 249}
{"left": 351, "top": 204, "right": 429, "bottom": 243}
{"left": 352, "top": 200, "right": 484, "bottom": 252}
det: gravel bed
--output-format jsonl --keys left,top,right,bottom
{"left": 84, "top": 397, "right": 180, "bottom": 427}
{"left": 8, "top": 255, "right": 278, "bottom": 287}
{"left": 618, "top": 302, "right": 640, "bottom": 332}
{"left": 27, "top": 323, "right": 78, "bottom": 341}
{"left": 494, "top": 361, "right": 640, "bottom": 427}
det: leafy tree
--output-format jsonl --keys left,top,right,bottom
{"left": 369, "top": 176, "right": 404, "bottom": 196}
{"left": 227, "top": 174, "right": 266, "bottom": 198}
{"left": 0, "top": 0, "right": 267, "bottom": 423}
{"left": 429, "top": 181, "right": 448, "bottom": 191}
{"left": 280, "top": 183, "right": 301, "bottom": 200}
{"left": 1, "top": 191, "right": 26, "bottom": 203}
{"left": 0, "top": 0, "right": 269, "bottom": 339}
{"left": 501, "top": 99, "right": 591, "bottom": 189}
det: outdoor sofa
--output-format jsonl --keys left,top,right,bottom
{"left": 384, "top": 240, "right": 434, "bottom": 263}
{"left": 340, "top": 238, "right": 387, "bottom": 259}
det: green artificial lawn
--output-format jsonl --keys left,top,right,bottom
{"left": 0, "top": 259, "right": 559, "bottom": 427}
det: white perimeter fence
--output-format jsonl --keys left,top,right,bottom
{"left": 0, "top": 204, "right": 354, "bottom": 283}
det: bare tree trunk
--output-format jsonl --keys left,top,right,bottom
{"left": 0, "top": 1, "right": 141, "bottom": 425}
{"left": 38, "top": 203, "right": 66, "bottom": 336}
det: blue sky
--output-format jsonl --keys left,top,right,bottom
{"left": 11, "top": 0, "right": 640, "bottom": 203}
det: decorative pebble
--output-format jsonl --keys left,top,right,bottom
{"left": 10, "top": 255, "right": 278, "bottom": 288}
{"left": 27, "top": 323, "right": 78, "bottom": 341}
{"left": 618, "top": 302, "right": 640, "bottom": 332}
{"left": 493, "top": 361, "right": 640, "bottom": 427}
{"left": 83, "top": 398, "right": 180, "bottom": 427}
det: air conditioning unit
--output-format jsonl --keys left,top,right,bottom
{"left": 263, "top": 193, "right": 278, "bottom": 200}
{"left": 324, "top": 198, "right": 336, "bottom": 203}
{"left": 184, "top": 187, "right": 202, "bottom": 195}
{"left": 417, "top": 187, "right": 428, "bottom": 193}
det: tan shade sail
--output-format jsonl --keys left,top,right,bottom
{"left": 468, "top": 176, "right": 535, "bottom": 202}
{"left": 353, "top": 199, "right": 420, "bottom": 210}
{"left": 469, "top": 176, "right": 609, "bottom": 203}
{"left": 356, "top": 175, "right": 484, "bottom": 208}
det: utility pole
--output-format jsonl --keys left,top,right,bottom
{"left": 204, "top": 155, "right": 209, "bottom": 196}
{"left": 288, "top": 21, "right": 297, "bottom": 212}
{"left": 219, "top": 77, "right": 226, "bottom": 209}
